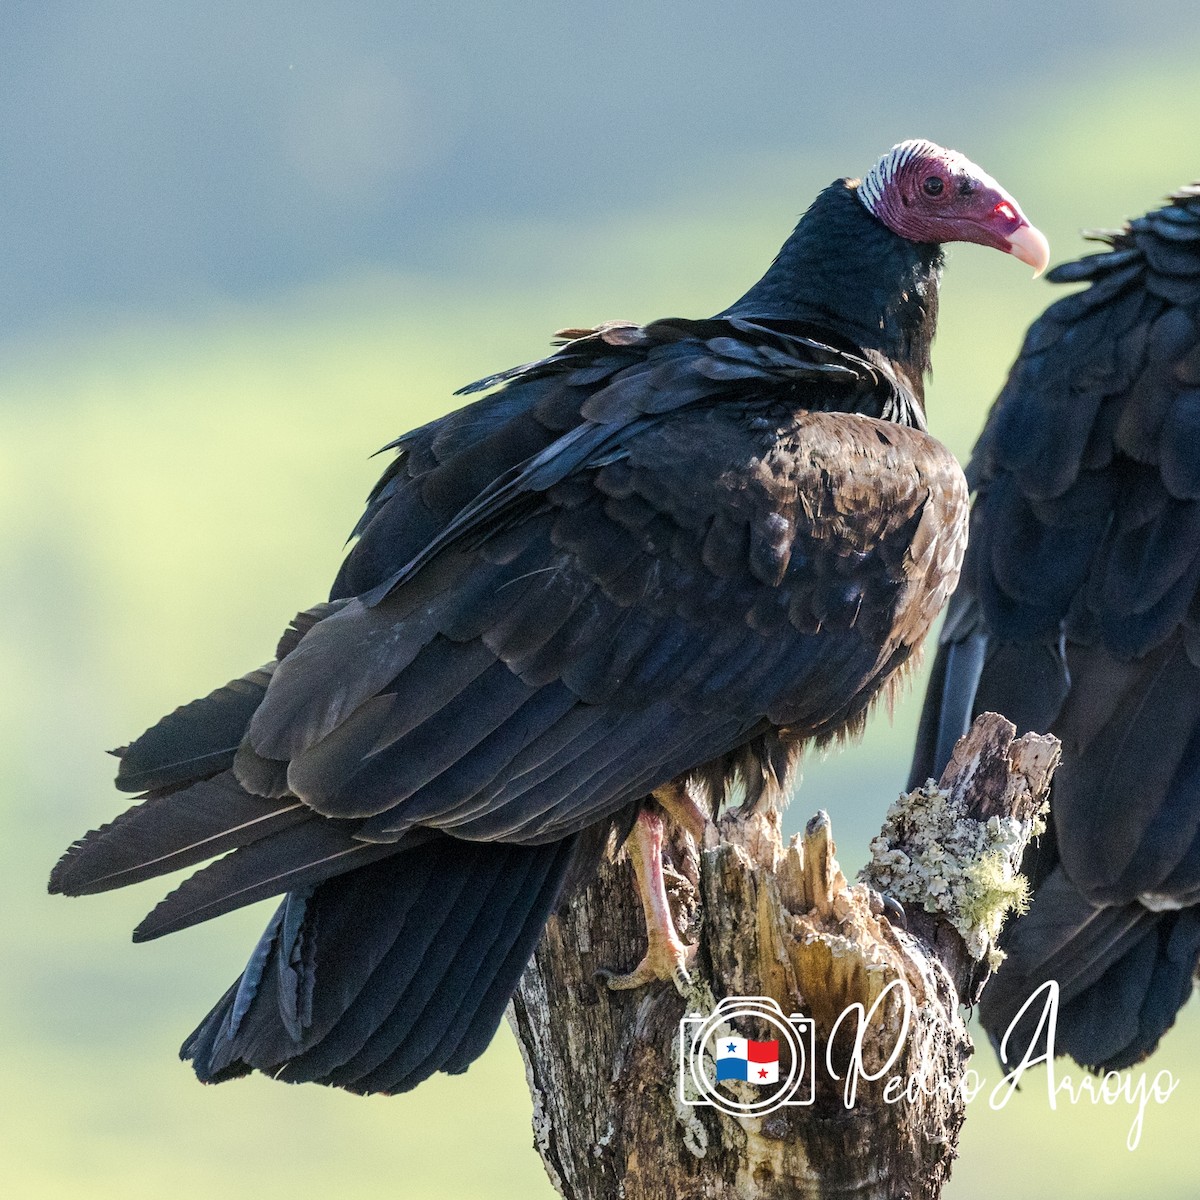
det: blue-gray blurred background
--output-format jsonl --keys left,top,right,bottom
{"left": 3, "top": 3, "right": 1199, "bottom": 1196}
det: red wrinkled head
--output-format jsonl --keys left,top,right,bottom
{"left": 858, "top": 139, "right": 1049, "bottom": 275}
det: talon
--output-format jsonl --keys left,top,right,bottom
{"left": 671, "top": 948, "right": 698, "bottom": 995}
{"left": 602, "top": 962, "right": 656, "bottom": 992}
{"left": 604, "top": 939, "right": 696, "bottom": 994}
{"left": 881, "top": 893, "right": 908, "bottom": 929}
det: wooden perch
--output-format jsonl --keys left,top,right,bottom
{"left": 509, "top": 713, "right": 1060, "bottom": 1200}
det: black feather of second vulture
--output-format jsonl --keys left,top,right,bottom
{"left": 910, "top": 183, "right": 1200, "bottom": 1071}
{"left": 52, "top": 176, "right": 972, "bottom": 1094}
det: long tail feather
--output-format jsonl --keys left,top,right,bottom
{"left": 1054, "top": 908, "right": 1200, "bottom": 1069}
{"left": 978, "top": 866, "right": 1198, "bottom": 1071}
{"left": 49, "top": 772, "right": 307, "bottom": 897}
{"left": 116, "top": 666, "right": 274, "bottom": 794}
{"left": 132, "top": 821, "right": 424, "bottom": 942}
{"left": 181, "top": 834, "right": 578, "bottom": 1093}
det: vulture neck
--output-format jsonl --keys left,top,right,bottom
{"left": 721, "top": 180, "right": 944, "bottom": 408}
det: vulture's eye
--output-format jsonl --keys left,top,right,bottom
{"left": 922, "top": 176, "right": 945, "bottom": 197}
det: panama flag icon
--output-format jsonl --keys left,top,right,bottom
{"left": 714, "top": 1037, "right": 779, "bottom": 1085}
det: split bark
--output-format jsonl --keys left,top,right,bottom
{"left": 510, "top": 712, "right": 1060, "bottom": 1200}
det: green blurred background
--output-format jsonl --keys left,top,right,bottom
{"left": 3, "top": 4, "right": 1200, "bottom": 1197}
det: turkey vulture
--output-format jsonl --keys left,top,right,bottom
{"left": 909, "top": 182, "right": 1200, "bottom": 1071}
{"left": 52, "top": 140, "right": 1046, "bottom": 1096}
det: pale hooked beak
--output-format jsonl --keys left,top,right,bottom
{"left": 1005, "top": 222, "right": 1051, "bottom": 278}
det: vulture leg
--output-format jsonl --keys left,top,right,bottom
{"left": 652, "top": 778, "right": 713, "bottom": 848}
{"left": 599, "top": 804, "right": 696, "bottom": 994}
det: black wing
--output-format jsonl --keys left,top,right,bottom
{"left": 56, "top": 314, "right": 962, "bottom": 923}
{"left": 910, "top": 184, "right": 1200, "bottom": 1070}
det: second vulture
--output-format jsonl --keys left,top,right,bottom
{"left": 52, "top": 140, "right": 1046, "bottom": 1096}
{"left": 911, "top": 181, "right": 1200, "bottom": 1070}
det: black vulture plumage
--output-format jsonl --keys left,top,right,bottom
{"left": 909, "top": 182, "right": 1200, "bottom": 1071}
{"left": 52, "top": 141, "right": 1043, "bottom": 1096}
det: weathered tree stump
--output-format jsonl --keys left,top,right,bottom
{"left": 510, "top": 713, "right": 1060, "bottom": 1199}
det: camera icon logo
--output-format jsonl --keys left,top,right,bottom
{"left": 679, "top": 996, "right": 816, "bottom": 1116}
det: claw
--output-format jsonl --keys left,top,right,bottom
{"left": 881, "top": 893, "right": 908, "bottom": 929}
{"left": 601, "top": 938, "right": 696, "bottom": 995}
{"left": 867, "top": 887, "right": 908, "bottom": 930}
